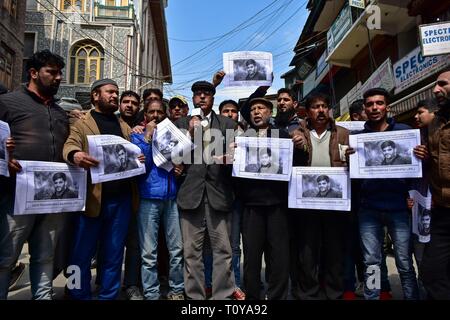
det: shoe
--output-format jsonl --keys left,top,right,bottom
{"left": 205, "top": 287, "right": 212, "bottom": 299}
{"left": 355, "top": 282, "right": 364, "bottom": 297}
{"left": 379, "top": 291, "right": 392, "bottom": 300}
{"left": 125, "top": 286, "right": 144, "bottom": 300}
{"left": 167, "top": 293, "right": 185, "bottom": 300}
{"left": 232, "top": 287, "right": 246, "bottom": 300}
{"left": 8, "top": 262, "right": 26, "bottom": 291}
{"left": 342, "top": 291, "right": 356, "bottom": 300}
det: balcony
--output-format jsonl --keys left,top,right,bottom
{"left": 94, "top": 3, "right": 134, "bottom": 20}
{"left": 326, "top": 0, "right": 416, "bottom": 67}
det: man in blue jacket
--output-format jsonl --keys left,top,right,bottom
{"left": 131, "top": 99, "right": 184, "bottom": 300}
{"left": 346, "top": 87, "right": 428, "bottom": 300}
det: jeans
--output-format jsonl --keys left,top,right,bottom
{"left": 359, "top": 207, "right": 419, "bottom": 300}
{"left": 68, "top": 194, "right": 131, "bottom": 300}
{"left": 137, "top": 199, "right": 183, "bottom": 300}
{"left": 0, "top": 193, "right": 64, "bottom": 300}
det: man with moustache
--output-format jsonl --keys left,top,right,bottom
{"left": 174, "top": 80, "right": 237, "bottom": 300}
{"left": 63, "top": 78, "right": 142, "bottom": 300}
{"left": 168, "top": 96, "right": 189, "bottom": 122}
{"left": 118, "top": 90, "right": 141, "bottom": 128}
{"left": 420, "top": 68, "right": 450, "bottom": 299}
{"left": 131, "top": 100, "right": 184, "bottom": 300}
{"left": 0, "top": 50, "right": 68, "bottom": 299}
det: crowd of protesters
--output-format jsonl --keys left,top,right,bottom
{"left": 0, "top": 49, "right": 450, "bottom": 301}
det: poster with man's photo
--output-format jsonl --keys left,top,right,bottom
{"left": 0, "top": 120, "right": 10, "bottom": 177}
{"left": 223, "top": 51, "right": 273, "bottom": 87}
{"left": 349, "top": 129, "right": 422, "bottom": 179}
{"left": 409, "top": 189, "right": 431, "bottom": 243}
{"left": 14, "top": 161, "right": 87, "bottom": 215}
{"left": 232, "top": 136, "right": 293, "bottom": 181}
{"left": 87, "top": 135, "right": 145, "bottom": 183}
{"left": 152, "top": 118, "right": 194, "bottom": 172}
{"left": 288, "top": 167, "right": 351, "bottom": 211}
{"left": 336, "top": 121, "right": 365, "bottom": 134}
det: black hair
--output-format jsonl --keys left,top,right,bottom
{"left": 52, "top": 172, "right": 67, "bottom": 182}
{"left": 277, "top": 88, "right": 297, "bottom": 102}
{"left": 349, "top": 99, "right": 364, "bottom": 116}
{"left": 305, "top": 92, "right": 330, "bottom": 109}
{"left": 219, "top": 99, "right": 239, "bottom": 112}
{"left": 142, "top": 88, "right": 163, "bottom": 101}
{"left": 363, "top": 87, "right": 390, "bottom": 105}
{"left": 26, "top": 49, "right": 65, "bottom": 81}
{"left": 120, "top": 90, "right": 140, "bottom": 104}
{"left": 316, "top": 175, "right": 330, "bottom": 183}
{"left": 143, "top": 99, "right": 166, "bottom": 113}
{"left": 246, "top": 59, "right": 257, "bottom": 66}
{"left": 380, "top": 140, "right": 396, "bottom": 149}
{"left": 115, "top": 144, "right": 126, "bottom": 154}
{"left": 417, "top": 98, "right": 438, "bottom": 113}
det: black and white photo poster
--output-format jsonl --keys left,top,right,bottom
{"left": 349, "top": 129, "right": 422, "bottom": 179}
{"left": 289, "top": 167, "right": 351, "bottom": 211}
{"left": 0, "top": 120, "right": 10, "bottom": 177}
{"left": 409, "top": 189, "right": 431, "bottom": 243}
{"left": 87, "top": 135, "right": 145, "bottom": 183}
{"left": 152, "top": 118, "right": 194, "bottom": 172}
{"left": 14, "top": 161, "right": 87, "bottom": 215}
{"left": 223, "top": 51, "right": 273, "bottom": 87}
{"left": 232, "top": 136, "right": 293, "bottom": 181}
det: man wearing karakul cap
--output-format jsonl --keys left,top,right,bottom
{"left": 174, "top": 80, "right": 238, "bottom": 300}
{"left": 62, "top": 78, "right": 142, "bottom": 300}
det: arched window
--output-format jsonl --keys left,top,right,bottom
{"left": 70, "top": 41, "right": 104, "bottom": 84}
{"left": 61, "top": 0, "right": 85, "bottom": 12}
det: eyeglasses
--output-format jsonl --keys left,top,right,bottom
{"left": 169, "top": 103, "right": 187, "bottom": 109}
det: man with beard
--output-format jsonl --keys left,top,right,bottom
{"left": 0, "top": 50, "right": 69, "bottom": 299}
{"left": 63, "top": 78, "right": 142, "bottom": 300}
{"left": 345, "top": 87, "right": 427, "bottom": 300}
{"left": 379, "top": 140, "right": 411, "bottom": 165}
{"left": 130, "top": 100, "right": 185, "bottom": 300}
{"left": 118, "top": 90, "right": 141, "bottom": 128}
{"left": 50, "top": 172, "right": 78, "bottom": 199}
{"left": 420, "top": 68, "right": 450, "bottom": 299}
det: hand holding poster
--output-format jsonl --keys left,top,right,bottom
{"left": 14, "top": 161, "right": 87, "bottom": 215}
{"left": 87, "top": 135, "right": 145, "bottom": 183}
{"left": 223, "top": 51, "right": 273, "bottom": 87}
{"left": 349, "top": 129, "right": 422, "bottom": 179}
{"left": 232, "top": 136, "right": 292, "bottom": 181}
{"left": 152, "top": 118, "right": 194, "bottom": 172}
{"left": 0, "top": 120, "right": 10, "bottom": 177}
{"left": 409, "top": 190, "right": 431, "bottom": 243}
{"left": 288, "top": 167, "right": 351, "bottom": 211}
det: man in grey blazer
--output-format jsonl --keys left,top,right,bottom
{"left": 175, "top": 81, "right": 237, "bottom": 300}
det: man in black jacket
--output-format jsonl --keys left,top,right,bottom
{"left": 175, "top": 81, "right": 237, "bottom": 300}
{"left": 0, "top": 50, "right": 68, "bottom": 300}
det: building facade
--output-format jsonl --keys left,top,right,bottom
{"left": 0, "top": 0, "right": 26, "bottom": 91}
{"left": 284, "top": 0, "right": 450, "bottom": 122}
{"left": 24, "top": 0, "right": 171, "bottom": 108}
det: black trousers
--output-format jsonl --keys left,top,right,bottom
{"left": 421, "top": 206, "right": 450, "bottom": 300}
{"left": 297, "top": 210, "right": 348, "bottom": 300}
{"left": 242, "top": 205, "right": 289, "bottom": 300}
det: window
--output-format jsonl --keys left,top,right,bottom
{"left": 22, "top": 33, "right": 36, "bottom": 82}
{"left": 61, "top": 0, "right": 85, "bottom": 12}
{"left": 0, "top": 44, "right": 14, "bottom": 90}
{"left": 70, "top": 41, "right": 104, "bottom": 84}
{"left": 26, "top": 0, "right": 37, "bottom": 10}
{"left": 3, "top": 0, "right": 17, "bottom": 18}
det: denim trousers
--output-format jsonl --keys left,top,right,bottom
{"left": 68, "top": 194, "right": 131, "bottom": 300}
{"left": 0, "top": 193, "right": 64, "bottom": 299}
{"left": 359, "top": 207, "right": 419, "bottom": 300}
{"left": 137, "top": 198, "right": 184, "bottom": 299}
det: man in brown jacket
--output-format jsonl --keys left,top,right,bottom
{"left": 421, "top": 68, "right": 450, "bottom": 300}
{"left": 291, "top": 92, "right": 349, "bottom": 300}
{"left": 63, "top": 78, "right": 140, "bottom": 300}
